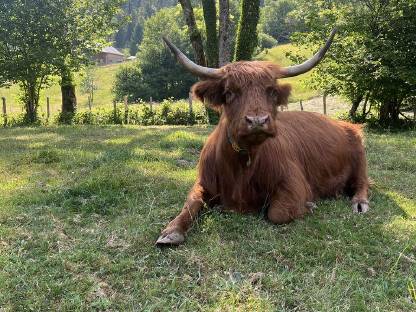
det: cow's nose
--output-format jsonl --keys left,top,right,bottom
{"left": 245, "top": 115, "right": 270, "bottom": 127}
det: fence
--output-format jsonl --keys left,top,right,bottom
{"left": 2, "top": 94, "right": 416, "bottom": 127}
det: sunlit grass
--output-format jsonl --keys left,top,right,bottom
{"left": 0, "top": 125, "right": 415, "bottom": 310}
{"left": 0, "top": 63, "right": 122, "bottom": 115}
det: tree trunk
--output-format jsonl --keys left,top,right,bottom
{"left": 61, "top": 68, "right": 77, "bottom": 114}
{"left": 349, "top": 94, "right": 364, "bottom": 119}
{"left": 234, "top": 0, "right": 260, "bottom": 61}
{"left": 202, "top": 0, "right": 218, "bottom": 68}
{"left": 21, "top": 80, "right": 40, "bottom": 123}
{"left": 218, "top": 0, "right": 232, "bottom": 66}
{"left": 179, "top": 0, "right": 219, "bottom": 124}
{"left": 178, "top": 0, "right": 207, "bottom": 67}
{"left": 361, "top": 92, "right": 370, "bottom": 116}
{"left": 379, "top": 99, "right": 400, "bottom": 125}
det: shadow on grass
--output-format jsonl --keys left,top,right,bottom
{"left": 0, "top": 125, "right": 415, "bottom": 311}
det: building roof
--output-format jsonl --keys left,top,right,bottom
{"left": 102, "top": 46, "right": 124, "bottom": 56}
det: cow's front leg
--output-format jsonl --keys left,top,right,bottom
{"left": 156, "top": 182, "right": 205, "bottom": 245}
{"left": 268, "top": 169, "right": 312, "bottom": 224}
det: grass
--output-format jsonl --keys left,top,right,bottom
{"left": 0, "top": 124, "right": 415, "bottom": 311}
{"left": 0, "top": 63, "right": 123, "bottom": 115}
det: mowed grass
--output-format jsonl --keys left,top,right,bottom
{"left": 0, "top": 125, "right": 415, "bottom": 311}
{"left": 0, "top": 63, "right": 122, "bottom": 115}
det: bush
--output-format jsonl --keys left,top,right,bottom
{"left": 0, "top": 99, "right": 208, "bottom": 127}
{"left": 257, "top": 33, "right": 279, "bottom": 51}
{"left": 113, "top": 6, "right": 197, "bottom": 103}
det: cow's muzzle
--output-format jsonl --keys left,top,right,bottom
{"left": 241, "top": 114, "right": 275, "bottom": 145}
{"left": 245, "top": 115, "right": 270, "bottom": 129}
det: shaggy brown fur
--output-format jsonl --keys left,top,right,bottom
{"left": 157, "top": 61, "right": 369, "bottom": 245}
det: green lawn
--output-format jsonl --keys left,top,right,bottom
{"left": 0, "top": 125, "right": 415, "bottom": 311}
{"left": 0, "top": 63, "right": 123, "bottom": 115}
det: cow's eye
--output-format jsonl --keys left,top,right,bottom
{"left": 267, "top": 87, "right": 279, "bottom": 102}
{"left": 224, "top": 90, "right": 235, "bottom": 103}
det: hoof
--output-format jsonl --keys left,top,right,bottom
{"left": 306, "top": 201, "right": 318, "bottom": 213}
{"left": 352, "top": 201, "right": 369, "bottom": 213}
{"left": 156, "top": 231, "right": 185, "bottom": 246}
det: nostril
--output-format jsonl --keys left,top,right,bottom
{"left": 245, "top": 116, "right": 254, "bottom": 124}
{"left": 258, "top": 115, "right": 270, "bottom": 125}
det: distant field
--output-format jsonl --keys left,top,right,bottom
{"left": 0, "top": 44, "right": 325, "bottom": 118}
{"left": 0, "top": 63, "right": 123, "bottom": 115}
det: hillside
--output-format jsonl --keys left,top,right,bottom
{"left": 256, "top": 43, "right": 320, "bottom": 102}
{"left": 0, "top": 63, "right": 123, "bottom": 115}
{"left": 0, "top": 44, "right": 324, "bottom": 117}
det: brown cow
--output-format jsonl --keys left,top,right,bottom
{"left": 157, "top": 29, "right": 369, "bottom": 245}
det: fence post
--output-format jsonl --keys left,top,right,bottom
{"left": 149, "top": 97, "right": 153, "bottom": 112}
{"left": 300, "top": 100, "right": 303, "bottom": 111}
{"left": 124, "top": 96, "right": 129, "bottom": 124}
{"left": 46, "top": 97, "right": 50, "bottom": 120}
{"left": 414, "top": 102, "right": 416, "bottom": 123}
{"left": 88, "top": 95, "right": 92, "bottom": 111}
{"left": 188, "top": 92, "right": 194, "bottom": 124}
{"left": 323, "top": 93, "right": 327, "bottom": 115}
{"left": 2, "top": 97, "right": 6, "bottom": 126}
{"left": 112, "top": 99, "right": 117, "bottom": 122}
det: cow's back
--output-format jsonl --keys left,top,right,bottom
{"left": 271, "top": 111, "right": 364, "bottom": 198}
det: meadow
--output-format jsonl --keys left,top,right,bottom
{"left": 0, "top": 125, "right": 415, "bottom": 311}
{"left": 0, "top": 64, "right": 121, "bottom": 115}
{"left": 0, "top": 43, "right": 319, "bottom": 118}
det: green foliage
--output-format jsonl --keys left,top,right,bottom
{"left": 0, "top": 0, "right": 123, "bottom": 123}
{"left": 129, "top": 23, "right": 144, "bottom": 55}
{"left": 234, "top": 0, "right": 261, "bottom": 61}
{"left": 114, "top": 0, "right": 176, "bottom": 50}
{"left": 0, "top": 98, "right": 207, "bottom": 127}
{"left": 260, "top": 0, "right": 298, "bottom": 43}
{"left": 113, "top": 6, "right": 197, "bottom": 102}
{"left": 257, "top": 33, "right": 279, "bottom": 51}
{"left": 292, "top": 0, "right": 416, "bottom": 126}
{"left": 0, "top": 0, "right": 64, "bottom": 122}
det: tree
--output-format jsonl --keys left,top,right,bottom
{"left": 80, "top": 67, "right": 98, "bottom": 108}
{"left": 0, "top": 0, "right": 123, "bottom": 122}
{"left": 218, "top": 0, "right": 233, "bottom": 66}
{"left": 129, "top": 22, "right": 144, "bottom": 56}
{"left": 113, "top": 6, "right": 197, "bottom": 102}
{"left": 202, "top": 0, "right": 218, "bottom": 68}
{"left": 178, "top": 0, "right": 207, "bottom": 67}
{"left": 260, "top": 0, "right": 297, "bottom": 43}
{"left": 234, "top": 0, "right": 261, "bottom": 61}
{"left": 56, "top": 0, "right": 124, "bottom": 117}
{"left": 0, "top": 0, "right": 64, "bottom": 122}
{"left": 292, "top": 0, "right": 416, "bottom": 126}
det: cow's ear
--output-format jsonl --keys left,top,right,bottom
{"left": 192, "top": 80, "right": 225, "bottom": 110}
{"left": 277, "top": 83, "right": 291, "bottom": 106}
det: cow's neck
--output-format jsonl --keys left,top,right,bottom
{"left": 226, "top": 127, "right": 252, "bottom": 167}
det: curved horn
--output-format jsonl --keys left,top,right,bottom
{"left": 162, "top": 37, "right": 222, "bottom": 79}
{"left": 280, "top": 28, "right": 337, "bottom": 78}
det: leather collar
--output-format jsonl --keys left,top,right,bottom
{"left": 227, "top": 127, "right": 251, "bottom": 166}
